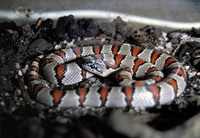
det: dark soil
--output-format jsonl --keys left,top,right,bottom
{"left": 1, "top": 15, "right": 200, "bottom": 138}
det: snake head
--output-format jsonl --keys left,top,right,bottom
{"left": 81, "top": 54, "right": 125, "bottom": 77}
{"left": 81, "top": 56, "right": 107, "bottom": 77}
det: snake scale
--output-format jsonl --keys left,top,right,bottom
{"left": 28, "top": 44, "right": 187, "bottom": 107}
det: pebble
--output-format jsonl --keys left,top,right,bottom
{"left": 24, "top": 85, "right": 28, "bottom": 90}
{"left": 55, "top": 44, "right": 61, "bottom": 49}
{"left": 66, "top": 39, "right": 75, "bottom": 47}
{"left": 5, "top": 92, "right": 10, "bottom": 96}
{"left": 101, "top": 38, "right": 106, "bottom": 42}
{"left": 17, "top": 89, "right": 22, "bottom": 95}
{"left": 21, "top": 64, "right": 29, "bottom": 74}
{"left": 185, "top": 65, "right": 190, "bottom": 70}
{"left": 16, "top": 101, "right": 21, "bottom": 105}
{"left": 19, "top": 97, "right": 24, "bottom": 101}
{"left": 165, "top": 42, "right": 172, "bottom": 49}
{"left": 193, "top": 83, "right": 198, "bottom": 88}
{"left": 181, "top": 33, "right": 188, "bottom": 40}
{"left": 0, "top": 101, "right": 5, "bottom": 106}
{"left": 156, "top": 45, "right": 164, "bottom": 50}
{"left": 15, "top": 63, "right": 21, "bottom": 69}
{"left": 38, "top": 112, "right": 46, "bottom": 120}
{"left": 188, "top": 71, "right": 197, "bottom": 78}
{"left": 161, "top": 31, "right": 168, "bottom": 41}
{"left": 11, "top": 106, "right": 17, "bottom": 112}
{"left": 56, "top": 107, "right": 61, "bottom": 111}
{"left": 56, "top": 116, "right": 70, "bottom": 124}
{"left": 55, "top": 40, "right": 76, "bottom": 49}
{"left": 18, "top": 70, "right": 23, "bottom": 76}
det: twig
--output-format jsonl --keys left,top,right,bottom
{"left": 35, "top": 18, "right": 43, "bottom": 30}
{"left": 172, "top": 38, "right": 185, "bottom": 56}
{"left": 194, "top": 55, "right": 200, "bottom": 58}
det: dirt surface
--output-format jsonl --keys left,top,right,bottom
{"left": 1, "top": 15, "right": 200, "bottom": 138}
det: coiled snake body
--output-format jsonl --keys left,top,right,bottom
{"left": 28, "top": 44, "right": 187, "bottom": 107}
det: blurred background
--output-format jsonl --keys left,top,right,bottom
{"left": 0, "top": 0, "right": 200, "bottom": 29}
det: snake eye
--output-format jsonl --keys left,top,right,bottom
{"left": 90, "top": 64, "right": 95, "bottom": 69}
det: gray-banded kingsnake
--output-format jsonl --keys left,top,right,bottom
{"left": 27, "top": 44, "right": 187, "bottom": 107}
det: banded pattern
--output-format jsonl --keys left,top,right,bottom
{"left": 28, "top": 44, "right": 187, "bottom": 107}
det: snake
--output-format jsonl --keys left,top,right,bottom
{"left": 27, "top": 44, "right": 187, "bottom": 107}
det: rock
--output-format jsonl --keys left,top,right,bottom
{"left": 33, "top": 18, "right": 54, "bottom": 42}
{"left": 20, "top": 24, "right": 34, "bottom": 39}
{"left": 0, "top": 21, "right": 18, "bottom": 31}
{"left": 99, "top": 22, "right": 116, "bottom": 36}
{"left": 114, "top": 16, "right": 133, "bottom": 37}
{"left": 28, "top": 38, "right": 53, "bottom": 55}
{"left": 77, "top": 18, "right": 100, "bottom": 37}
{"left": 53, "top": 15, "right": 75, "bottom": 42}
{"left": 53, "top": 15, "right": 100, "bottom": 42}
